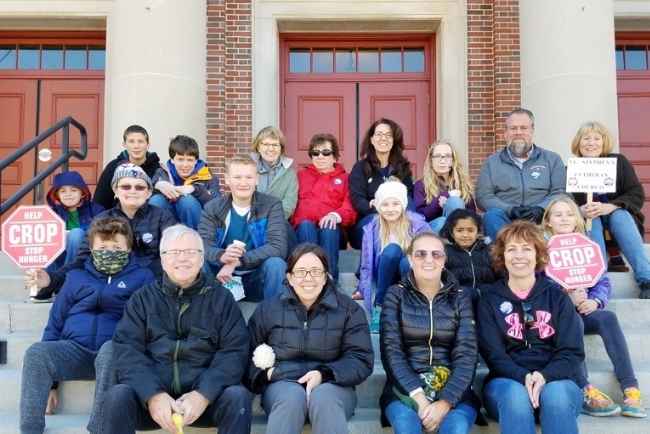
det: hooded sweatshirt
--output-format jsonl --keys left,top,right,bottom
{"left": 46, "top": 171, "right": 104, "bottom": 230}
{"left": 477, "top": 276, "right": 584, "bottom": 385}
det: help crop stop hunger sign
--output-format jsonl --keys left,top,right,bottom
{"left": 545, "top": 233, "right": 606, "bottom": 289}
{"left": 1, "top": 205, "right": 66, "bottom": 269}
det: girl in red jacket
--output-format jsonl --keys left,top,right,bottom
{"left": 292, "top": 133, "right": 356, "bottom": 282}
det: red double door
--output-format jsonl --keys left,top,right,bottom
{"left": 281, "top": 36, "right": 434, "bottom": 178}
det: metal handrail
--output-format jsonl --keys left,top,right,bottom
{"left": 0, "top": 116, "right": 88, "bottom": 215}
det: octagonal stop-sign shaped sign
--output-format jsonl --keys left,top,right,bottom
{"left": 1, "top": 205, "right": 66, "bottom": 269}
{"left": 545, "top": 233, "right": 606, "bottom": 289}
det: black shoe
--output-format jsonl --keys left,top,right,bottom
{"left": 640, "top": 283, "right": 650, "bottom": 299}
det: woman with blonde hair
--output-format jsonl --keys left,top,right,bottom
{"left": 356, "top": 180, "right": 431, "bottom": 333}
{"left": 414, "top": 140, "right": 476, "bottom": 234}
{"left": 569, "top": 121, "right": 650, "bottom": 299}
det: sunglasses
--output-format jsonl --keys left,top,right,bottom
{"left": 412, "top": 249, "right": 446, "bottom": 260}
{"left": 309, "top": 149, "right": 334, "bottom": 157}
{"left": 118, "top": 184, "right": 148, "bottom": 192}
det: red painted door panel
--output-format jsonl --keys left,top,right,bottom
{"left": 617, "top": 75, "right": 650, "bottom": 240}
{"left": 284, "top": 82, "right": 356, "bottom": 170}
{"left": 358, "top": 81, "right": 430, "bottom": 177}
{"left": 37, "top": 79, "right": 104, "bottom": 196}
{"left": 0, "top": 79, "right": 37, "bottom": 224}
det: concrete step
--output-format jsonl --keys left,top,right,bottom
{"left": 0, "top": 409, "right": 648, "bottom": 434}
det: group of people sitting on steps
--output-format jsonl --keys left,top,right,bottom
{"left": 19, "top": 107, "right": 649, "bottom": 434}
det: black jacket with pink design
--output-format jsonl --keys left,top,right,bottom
{"left": 476, "top": 276, "right": 584, "bottom": 385}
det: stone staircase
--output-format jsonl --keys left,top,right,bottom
{"left": 1, "top": 249, "right": 650, "bottom": 433}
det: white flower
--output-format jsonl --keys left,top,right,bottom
{"left": 252, "top": 343, "right": 276, "bottom": 369}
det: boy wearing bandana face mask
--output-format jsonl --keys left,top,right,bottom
{"left": 19, "top": 217, "right": 154, "bottom": 434}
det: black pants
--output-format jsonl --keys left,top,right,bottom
{"left": 101, "top": 384, "right": 252, "bottom": 434}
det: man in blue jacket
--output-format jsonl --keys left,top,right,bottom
{"left": 476, "top": 108, "right": 567, "bottom": 241}
{"left": 198, "top": 154, "right": 287, "bottom": 301}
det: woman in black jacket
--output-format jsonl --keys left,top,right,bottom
{"left": 570, "top": 121, "right": 650, "bottom": 298}
{"left": 348, "top": 118, "right": 414, "bottom": 251}
{"left": 247, "top": 243, "right": 373, "bottom": 434}
{"left": 380, "top": 232, "right": 479, "bottom": 434}
{"left": 477, "top": 221, "right": 584, "bottom": 434}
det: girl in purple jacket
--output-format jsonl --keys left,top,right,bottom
{"left": 543, "top": 197, "right": 645, "bottom": 418}
{"left": 414, "top": 141, "right": 476, "bottom": 234}
{"left": 355, "top": 180, "right": 431, "bottom": 333}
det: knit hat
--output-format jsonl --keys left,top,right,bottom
{"left": 111, "top": 163, "right": 153, "bottom": 190}
{"left": 374, "top": 180, "right": 408, "bottom": 210}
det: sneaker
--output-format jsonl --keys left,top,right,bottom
{"left": 29, "top": 296, "right": 53, "bottom": 304}
{"left": 622, "top": 387, "right": 647, "bottom": 418}
{"left": 639, "top": 282, "right": 650, "bottom": 300}
{"left": 582, "top": 385, "right": 621, "bottom": 417}
{"left": 369, "top": 306, "right": 382, "bottom": 334}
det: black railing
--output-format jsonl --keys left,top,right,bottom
{"left": 0, "top": 116, "right": 88, "bottom": 215}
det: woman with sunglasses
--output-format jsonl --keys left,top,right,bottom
{"left": 27, "top": 163, "right": 177, "bottom": 298}
{"left": 247, "top": 243, "right": 373, "bottom": 434}
{"left": 477, "top": 221, "right": 584, "bottom": 434}
{"left": 380, "top": 232, "right": 480, "bottom": 434}
{"left": 348, "top": 118, "right": 413, "bottom": 250}
{"left": 414, "top": 140, "right": 476, "bottom": 234}
{"left": 291, "top": 133, "right": 357, "bottom": 283}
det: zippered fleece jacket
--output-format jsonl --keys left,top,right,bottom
{"left": 112, "top": 272, "right": 249, "bottom": 404}
{"left": 476, "top": 146, "right": 567, "bottom": 213}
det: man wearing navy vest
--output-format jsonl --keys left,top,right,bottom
{"left": 198, "top": 154, "right": 287, "bottom": 301}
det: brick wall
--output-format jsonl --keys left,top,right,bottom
{"left": 466, "top": 0, "right": 521, "bottom": 179}
{"left": 206, "top": 0, "right": 253, "bottom": 179}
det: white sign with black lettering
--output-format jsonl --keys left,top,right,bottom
{"left": 566, "top": 157, "right": 617, "bottom": 193}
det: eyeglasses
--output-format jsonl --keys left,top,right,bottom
{"left": 373, "top": 132, "right": 393, "bottom": 140}
{"left": 309, "top": 149, "right": 334, "bottom": 158}
{"left": 161, "top": 248, "right": 203, "bottom": 257}
{"left": 261, "top": 142, "right": 282, "bottom": 149}
{"left": 118, "top": 184, "right": 148, "bottom": 191}
{"left": 412, "top": 250, "right": 446, "bottom": 260}
{"left": 521, "top": 302, "right": 535, "bottom": 327}
{"left": 432, "top": 154, "right": 453, "bottom": 161}
{"left": 292, "top": 268, "right": 325, "bottom": 279}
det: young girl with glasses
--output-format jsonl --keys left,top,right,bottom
{"left": 414, "top": 141, "right": 476, "bottom": 234}
{"left": 542, "top": 197, "right": 645, "bottom": 418}
{"left": 356, "top": 180, "right": 431, "bottom": 333}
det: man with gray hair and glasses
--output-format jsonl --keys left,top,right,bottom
{"left": 100, "top": 224, "right": 252, "bottom": 434}
{"left": 476, "top": 108, "right": 567, "bottom": 241}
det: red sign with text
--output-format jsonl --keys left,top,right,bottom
{"left": 1, "top": 205, "right": 66, "bottom": 269}
{"left": 545, "top": 233, "right": 606, "bottom": 289}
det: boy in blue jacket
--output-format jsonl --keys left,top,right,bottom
{"left": 149, "top": 135, "right": 220, "bottom": 229}
{"left": 45, "top": 171, "right": 104, "bottom": 275}
{"left": 19, "top": 216, "right": 154, "bottom": 434}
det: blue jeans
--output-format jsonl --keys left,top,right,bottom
{"left": 349, "top": 213, "right": 375, "bottom": 250}
{"left": 149, "top": 193, "right": 203, "bottom": 229}
{"left": 375, "top": 243, "right": 411, "bottom": 306}
{"left": 296, "top": 221, "right": 341, "bottom": 282}
{"left": 484, "top": 378, "right": 582, "bottom": 434}
{"left": 385, "top": 400, "right": 477, "bottom": 434}
{"left": 576, "top": 309, "right": 638, "bottom": 390}
{"left": 430, "top": 196, "right": 466, "bottom": 234}
{"left": 588, "top": 209, "right": 650, "bottom": 285}
{"left": 483, "top": 208, "right": 511, "bottom": 242}
{"left": 207, "top": 257, "right": 286, "bottom": 302}
{"left": 46, "top": 228, "right": 86, "bottom": 273}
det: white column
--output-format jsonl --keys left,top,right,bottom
{"left": 520, "top": 0, "right": 619, "bottom": 161}
{"left": 104, "top": 0, "right": 206, "bottom": 162}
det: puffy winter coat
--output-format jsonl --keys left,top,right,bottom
{"left": 444, "top": 240, "right": 496, "bottom": 289}
{"left": 112, "top": 272, "right": 249, "bottom": 404}
{"left": 42, "top": 255, "right": 153, "bottom": 351}
{"left": 247, "top": 281, "right": 373, "bottom": 393}
{"left": 152, "top": 159, "right": 221, "bottom": 205}
{"left": 291, "top": 163, "right": 357, "bottom": 228}
{"left": 379, "top": 272, "right": 479, "bottom": 424}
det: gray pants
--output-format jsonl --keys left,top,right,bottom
{"left": 19, "top": 340, "right": 114, "bottom": 434}
{"left": 262, "top": 381, "right": 357, "bottom": 434}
